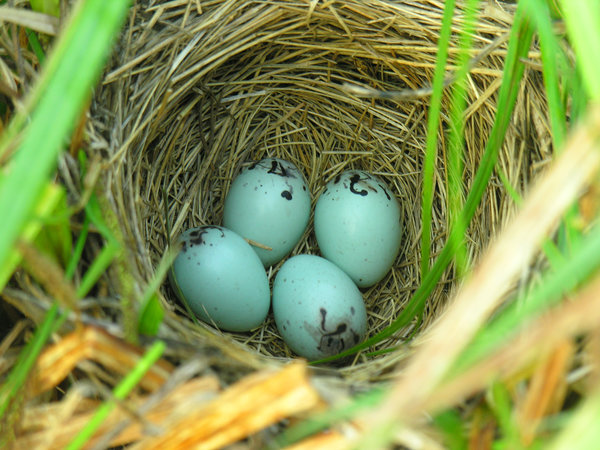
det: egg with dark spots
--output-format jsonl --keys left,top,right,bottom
{"left": 223, "top": 158, "right": 311, "bottom": 267}
{"left": 314, "top": 170, "right": 402, "bottom": 288}
{"left": 272, "top": 254, "right": 367, "bottom": 361}
{"left": 170, "top": 226, "right": 270, "bottom": 332}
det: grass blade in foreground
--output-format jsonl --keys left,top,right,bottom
{"left": 66, "top": 340, "right": 166, "bottom": 450}
{"left": 451, "top": 221, "right": 600, "bottom": 375}
{"left": 313, "top": 2, "right": 534, "bottom": 364}
{"left": 420, "top": 0, "right": 456, "bottom": 278}
{"left": 357, "top": 101, "right": 600, "bottom": 443}
{"left": 0, "top": 0, "right": 131, "bottom": 289}
{"left": 559, "top": 0, "right": 600, "bottom": 101}
{"left": 445, "top": 0, "right": 480, "bottom": 277}
{"left": 520, "top": 0, "right": 569, "bottom": 150}
{"left": 0, "top": 303, "right": 64, "bottom": 443}
{"left": 137, "top": 247, "right": 178, "bottom": 336}
{"left": 0, "top": 183, "right": 64, "bottom": 289}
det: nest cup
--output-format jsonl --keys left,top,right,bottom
{"left": 92, "top": 1, "right": 552, "bottom": 382}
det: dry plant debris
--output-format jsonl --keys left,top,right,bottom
{"left": 16, "top": 326, "right": 324, "bottom": 449}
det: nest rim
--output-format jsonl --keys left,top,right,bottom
{"left": 89, "top": 0, "right": 552, "bottom": 384}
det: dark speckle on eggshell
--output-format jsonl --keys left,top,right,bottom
{"left": 187, "top": 226, "right": 224, "bottom": 247}
{"left": 319, "top": 308, "right": 327, "bottom": 330}
{"left": 267, "top": 159, "right": 294, "bottom": 178}
{"left": 349, "top": 173, "right": 368, "bottom": 196}
{"left": 317, "top": 322, "right": 349, "bottom": 356}
{"left": 281, "top": 190, "right": 292, "bottom": 200}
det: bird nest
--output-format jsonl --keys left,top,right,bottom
{"left": 88, "top": 0, "right": 552, "bottom": 384}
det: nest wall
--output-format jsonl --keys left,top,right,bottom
{"left": 90, "top": 0, "right": 553, "bottom": 382}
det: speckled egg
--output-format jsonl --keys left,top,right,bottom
{"left": 314, "top": 170, "right": 402, "bottom": 288}
{"left": 273, "top": 254, "right": 367, "bottom": 361}
{"left": 223, "top": 158, "right": 311, "bottom": 267}
{"left": 170, "top": 226, "right": 270, "bottom": 332}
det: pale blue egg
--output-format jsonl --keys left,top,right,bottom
{"left": 273, "top": 254, "right": 367, "bottom": 360}
{"left": 223, "top": 158, "right": 311, "bottom": 267}
{"left": 170, "top": 226, "right": 270, "bottom": 332}
{"left": 314, "top": 170, "right": 402, "bottom": 288}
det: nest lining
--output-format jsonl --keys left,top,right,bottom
{"left": 90, "top": 0, "right": 553, "bottom": 382}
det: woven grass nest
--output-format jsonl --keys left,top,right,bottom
{"left": 91, "top": 0, "right": 552, "bottom": 384}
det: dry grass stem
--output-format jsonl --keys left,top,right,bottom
{"left": 516, "top": 340, "right": 573, "bottom": 445}
{"left": 15, "top": 376, "right": 220, "bottom": 449}
{"left": 32, "top": 326, "right": 174, "bottom": 396}
{"left": 0, "top": 7, "right": 59, "bottom": 35}
{"left": 132, "top": 362, "right": 321, "bottom": 449}
{"left": 422, "top": 270, "right": 600, "bottom": 415}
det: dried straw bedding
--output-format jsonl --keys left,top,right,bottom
{"left": 89, "top": 0, "right": 552, "bottom": 384}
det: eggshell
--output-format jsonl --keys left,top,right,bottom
{"left": 223, "top": 158, "right": 311, "bottom": 266}
{"left": 314, "top": 170, "right": 402, "bottom": 288}
{"left": 170, "top": 226, "right": 270, "bottom": 332}
{"left": 273, "top": 254, "right": 367, "bottom": 360}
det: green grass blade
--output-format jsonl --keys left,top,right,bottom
{"left": 445, "top": 0, "right": 480, "bottom": 277}
{"left": 0, "top": 303, "right": 64, "bottom": 428}
{"left": 313, "top": 3, "right": 534, "bottom": 364}
{"left": 26, "top": 28, "right": 46, "bottom": 64}
{"left": 138, "top": 296, "right": 164, "bottom": 337}
{"left": 457, "top": 11, "right": 533, "bottom": 236}
{"left": 29, "top": 0, "right": 60, "bottom": 17}
{"left": 568, "top": 64, "right": 588, "bottom": 122}
{"left": 66, "top": 339, "right": 166, "bottom": 450}
{"left": 489, "top": 381, "right": 520, "bottom": 448}
{"left": 76, "top": 240, "right": 120, "bottom": 298}
{"left": 137, "top": 248, "right": 178, "bottom": 336}
{"left": 0, "top": 0, "right": 131, "bottom": 290}
{"left": 524, "top": 0, "right": 581, "bottom": 263}
{"left": 420, "top": 0, "right": 456, "bottom": 278}
{"left": 433, "top": 409, "right": 468, "bottom": 450}
{"left": 0, "top": 183, "right": 64, "bottom": 290}
{"left": 523, "top": 0, "right": 567, "bottom": 150}
{"left": 559, "top": 0, "right": 600, "bottom": 101}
